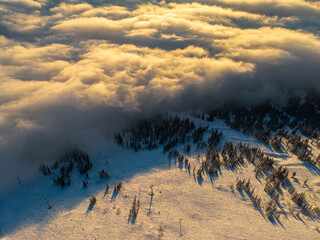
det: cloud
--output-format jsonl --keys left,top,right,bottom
{"left": 0, "top": 0, "right": 320, "bottom": 190}
{"left": 50, "top": 2, "right": 93, "bottom": 15}
{"left": 216, "top": 0, "right": 320, "bottom": 16}
{"left": 0, "top": 0, "right": 42, "bottom": 10}
{"left": 215, "top": 0, "right": 320, "bottom": 32}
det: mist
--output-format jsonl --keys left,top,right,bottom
{"left": 0, "top": 0, "right": 320, "bottom": 190}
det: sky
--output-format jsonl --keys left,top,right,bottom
{"left": 0, "top": 0, "right": 320, "bottom": 186}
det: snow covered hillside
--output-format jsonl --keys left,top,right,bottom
{"left": 1, "top": 113, "right": 320, "bottom": 239}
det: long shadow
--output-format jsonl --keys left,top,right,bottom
{"left": 281, "top": 179, "right": 294, "bottom": 190}
{"left": 85, "top": 201, "right": 96, "bottom": 216}
{"left": 208, "top": 172, "right": 219, "bottom": 186}
{"left": 223, "top": 160, "right": 248, "bottom": 173}
{"left": 178, "top": 161, "right": 183, "bottom": 172}
{"left": 264, "top": 150, "right": 288, "bottom": 160}
{"left": 236, "top": 185, "right": 267, "bottom": 221}
{"left": 168, "top": 155, "right": 180, "bottom": 170}
{"left": 263, "top": 181, "right": 291, "bottom": 220}
{"left": 128, "top": 205, "right": 139, "bottom": 225}
{"left": 168, "top": 158, "right": 172, "bottom": 170}
{"left": 303, "top": 183, "right": 311, "bottom": 190}
{"left": 302, "top": 161, "right": 320, "bottom": 175}
{"left": 192, "top": 171, "right": 197, "bottom": 183}
{"left": 255, "top": 166, "right": 275, "bottom": 184}
{"left": 185, "top": 162, "right": 191, "bottom": 176}
{"left": 300, "top": 207, "right": 320, "bottom": 222}
{"left": 128, "top": 213, "right": 138, "bottom": 225}
{"left": 148, "top": 193, "right": 154, "bottom": 214}
{"left": 197, "top": 176, "right": 203, "bottom": 186}
{"left": 236, "top": 188, "right": 246, "bottom": 201}
{"left": 103, "top": 185, "right": 110, "bottom": 198}
{"left": 269, "top": 216, "right": 286, "bottom": 229}
{"left": 274, "top": 200, "right": 288, "bottom": 220}
{"left": 292, "top": 211, "right": 309, "bottom": 227}
{"left": 293, "top": 177, "right": 300, "bottom": 184}
{"left": 255, "top": 175, "right": 264, "bottom": 185}
{"left": 254, "top": 204, "right": 267, "bottom": 220}
{"left": 276, "top": 217, "right": 286, "bottom": 229}
{"left": 184, "top": 161, "right": 188, "bottom": 170}
{"left": 111, "top": 189, "right": 120, "bottom": 202}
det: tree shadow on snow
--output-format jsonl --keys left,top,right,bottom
{"left": 208, "top": 173, "right": 219, "bottom": 186}
{"left": 85, "top": 201, "right": 96, "bottom": 217}
{"left": 111, "top": 189, "right": 120, "bottom": 202}
{"left": 302, "top": 162, "right": 320, "bottom": 175}
{"left": 197, "top": 176, "right": 203, "bottom": 186}
{"left": 269, "top": 216, "right": 286, "bottom": 229}
{"left": 103, "top": 186, "right": 109, "bottom": 198}
{"left": 178, "top": 161, "right": 183, "bottom": 172}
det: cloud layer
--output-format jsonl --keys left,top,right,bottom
{"left": 0, "top": 0, "right": 320, "bottom": 188}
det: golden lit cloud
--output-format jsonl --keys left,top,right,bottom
{"left": 0, "top": 0, "right": 41, "bottom": 10}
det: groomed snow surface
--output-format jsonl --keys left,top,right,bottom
{"left": 1, "top": 118, "right": 320, "bottom": 239}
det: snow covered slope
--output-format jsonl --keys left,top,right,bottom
{"left": 1, "top": 116, "right": 320, "bottom": 239}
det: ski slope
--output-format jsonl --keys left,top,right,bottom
{"left": 1, "top": 117, "right": 320, "bottom": 239}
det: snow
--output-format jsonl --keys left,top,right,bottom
{"left": 1, "top": 117, "right": 320, "bottom": 239}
